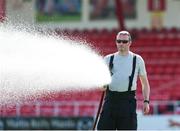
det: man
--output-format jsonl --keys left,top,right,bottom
{"left": 97, "top": 31, "right": 150, "bottom": 130}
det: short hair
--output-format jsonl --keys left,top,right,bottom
{"left": 116, "top": 31, "right": 132, "bottom": 41}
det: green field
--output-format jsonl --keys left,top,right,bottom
{"left": 36, "top": 13, "right": 81, "bottom": 22}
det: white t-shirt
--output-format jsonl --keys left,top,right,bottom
{"left": 104, "top": 51, "right": 147, "bottom": 92}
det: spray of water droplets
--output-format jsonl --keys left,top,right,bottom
{"left": 0, "top": 25, "right": 111, "bottom": 105}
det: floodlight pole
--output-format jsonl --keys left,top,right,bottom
{"left": 115, "top": 0, "right": 126, "bottom": 30}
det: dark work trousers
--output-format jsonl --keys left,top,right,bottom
{"left": 97, "top": 90, "right": 137, "bottom": 130}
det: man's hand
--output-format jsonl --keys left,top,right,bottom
{"left": 101, "top": 85, "right": 107, "bottom": 91}
{"left": 139, "top": 74, "right": 150, "bottom": 115}
{"left": 143, "top": 102, "right": 150, "bottom": 115}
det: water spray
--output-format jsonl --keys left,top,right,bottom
{"left": 0, "top": 26, "right": 111, "bottom": 105}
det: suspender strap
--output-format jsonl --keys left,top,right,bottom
{"left": 109, "top": 55, "right": 114, "bottom": 76}
{"left": 128, "top": 55, "right": 137, "bottom": 92}
{"left": 106, "top": 55, "right": 114, "bottom": 91}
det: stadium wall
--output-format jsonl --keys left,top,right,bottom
{"left": 5, "top": 0, "right": 180, "bottom": 29}
{"left": 1, "top": 115, "right": 180, "bottom": 130}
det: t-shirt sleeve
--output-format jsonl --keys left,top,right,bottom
{"left": 137, "top": 55, "right": 147, "bottom": 76}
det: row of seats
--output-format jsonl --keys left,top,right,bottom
{"left": 0, "top": 103, "right": 97, "bottom": 117}
{"left": 55, "top": 27, "right": 180, "bottom": 36}
{"left": 85, "top": 37, "right": 180, "bottom": 48}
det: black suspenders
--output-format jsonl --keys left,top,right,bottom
{"left": 109, "top": 55, "right": 114, "bottom": 76}
{"left": 108, "top": 54, "right": 137, "bottom": 92}
{"left": 128, "top": 55, "right": 137, "bottom": 91}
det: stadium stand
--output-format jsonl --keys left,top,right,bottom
{"left": 1, "top": 28, "right": 180, "bottom": 117}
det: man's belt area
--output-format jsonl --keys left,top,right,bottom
{"left": 106, "top": 90, "right": 136, "bottom": 100}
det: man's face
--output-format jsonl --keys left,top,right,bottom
{"left": 116, "top": 34, "right": 131, "bottom": 52}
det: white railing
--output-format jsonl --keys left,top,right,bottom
{"left": 14, "top": 100, "right": 99, "bottom": 117}
{"left": 4, "top": 100, "right": 179, "bottom": 117}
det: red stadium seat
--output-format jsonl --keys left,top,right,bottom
{"left": 39, "top": 104, "right": 55, "bottom": 117}
{"left": 20, "top": 104, "right": 37, "bottom": 116}
{"left": 1, "top": 105, "right": 17, "bottom": 117}
{"left": 58, "top": 105, "right": 75, "bottom": 117}
{"left": 79, "top": 105, "right": 95, "bottom": 117}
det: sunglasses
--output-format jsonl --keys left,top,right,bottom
{"left": 116, "top": 39, "right": 129, "bottom": 44}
